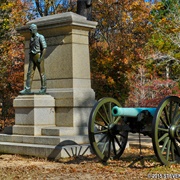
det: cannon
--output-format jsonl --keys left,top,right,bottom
{"left": 88, "top": 96, "right": 180, "bottom": 166}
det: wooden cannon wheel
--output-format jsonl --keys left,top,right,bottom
{"left": 152, "top": 96, "right": 180, "bottom": 166}
{"left": 88, "top": 97, "right": 128, "bottom": 162}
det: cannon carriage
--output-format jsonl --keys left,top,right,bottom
{"left": 88, "top": 96, "right": 180, "bottom": 166}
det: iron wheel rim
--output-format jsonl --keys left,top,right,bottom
{"left": 152, "top": 96, "right": 180, "bottom": 166}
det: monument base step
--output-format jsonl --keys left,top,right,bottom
{"left": 0, "top": 125, "right": 91, "bottom": 159}
{"left": 0, "top": 141, "right": 91, "bottom": 159}
{"left": 0, "top": 134, "right": 89, "bottom": 146}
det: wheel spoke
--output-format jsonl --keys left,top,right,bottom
{"left": 160, "top": 116, "right": 169, "bottom": 128}
{"left": 173, "top": 139, "right": 180, "bottom": 156}
{"left": 174, "top": 113, "right": 180, "bottom": 124}
{"left": 97, "top": 111, "right": 109, "bottom": 125}
{"left": 166, "top": 139, "right": 171, "bottom": 161}
{"left": 102, "top": 104, "right": 111, "bottom": 123}
{"left": 158, "top": 133, "right": 168, "bottom": 143}
{"left": 112, "top": 137, "right": 117, "bottom": 155}
{"left": 94, "top": 129, "right": 108, "bottom": 134}
{"left": 158, "top": 127, "right": 169, "bottom": 132}
{"left": 171, "top": 142, "right": 175, "bottom": 162}
{"left": 161, "top": 137, "right": 169, "bottom": 153}
{"left": 94, "top": 121, "right": 107, "bottom": 128}
{"left": 101, "top": 136, "right": 109, "bottom": 154}
{"left": 113, "top": 116, "right": 121, "bottom": 125}
{"left": 119, "top": 132, "right": 127, "bottom": 138}
{"left": 108, "top": 102, "right": 113, "bottom": 123}
{"left": 173, "top": 113, "right": 180, "bottom": 144}
{"left": 107, "top": 137, "right": 111, "bottom": 158}
{"left": 114, "top": 135, "right": 122, "bottom": 149}
{"left": 112, "top": 116, "right": 117, "bottom": 123}
{"left": 97, "top": 134, "right": 108, "bottom": 145}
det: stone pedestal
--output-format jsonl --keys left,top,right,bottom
{"left": 18, "top": 12, "right": 98, "bottom": 128}
{"left": 13, "top": 95, "right": 55, "bottom": 136}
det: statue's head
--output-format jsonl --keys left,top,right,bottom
{"left": 29, "top": 24, "right": 37, "bottom": 34}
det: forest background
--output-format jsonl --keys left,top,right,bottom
{"left": 0, "top": 0, "right": 179, "bottom": 128}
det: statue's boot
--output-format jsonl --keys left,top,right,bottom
{"left": 19, "top": 87, "right": 31, "bottom": 94}
{"left": 39, "top": 88, "right": 46, "bottom": 94}
{"left": 19, "top": 75, "right": 32, "bottom": 94}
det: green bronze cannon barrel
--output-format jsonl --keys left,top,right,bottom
{"left": 112, "top": 107, "right": 156, "bottom": 117}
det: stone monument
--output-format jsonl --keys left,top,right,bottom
{"left": 0, "top": 12, "right": 97, "bottom": 159}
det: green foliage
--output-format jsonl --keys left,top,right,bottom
{"left": 151, "top": 0, "right": 180, "bottom": 19}
{"left": 147, "top": 0, "right": 180, "bottom": 86}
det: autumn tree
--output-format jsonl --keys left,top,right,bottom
{"left": 90, "top": 0, "right": 152, "bottom": 104}
{"left": 0, "top": 0, "right": 28, "bottom": 124}
{"left": 126, "top": 0, "right": 180, "bottom": 107}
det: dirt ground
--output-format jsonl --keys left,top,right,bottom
{"left": 0, "top": 145, "right": 179, "bottom": 180}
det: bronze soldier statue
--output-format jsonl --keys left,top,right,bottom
{"left": 20, "top": 24, "right": 47, "bottom": 94}
{"left": 77, "top": 0, "right": 92, "bottom": 20}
